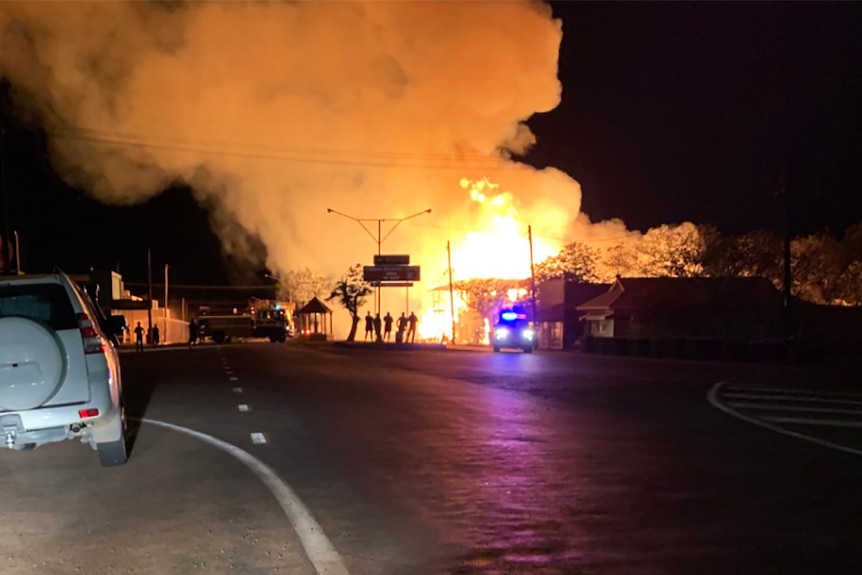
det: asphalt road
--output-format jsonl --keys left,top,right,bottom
{"left": 2, "top": 342, "right": 861, "bottom": 574}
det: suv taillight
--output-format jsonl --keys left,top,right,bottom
{"left": 77, "top": 313, "right": 104, "bottom": 354}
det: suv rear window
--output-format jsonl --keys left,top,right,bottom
{"left": 0, "top": 283, "right": 78, "bottom": 331}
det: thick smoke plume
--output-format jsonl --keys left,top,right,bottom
{"left": 0, "top": 1, "right": 603, "bottom": 281}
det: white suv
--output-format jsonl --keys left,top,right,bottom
{"left": 0, "top": 271, "right": 127, "bottom": 466}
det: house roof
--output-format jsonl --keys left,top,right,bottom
{"left": 572, "top": 282, "right": 622, "bottom": 310}
{"left": 297, "top": 296, "right": 332, "bottom": 314}
{"left": 565, "top": 282, "right": 612, "bottom": 306}
{"left": 576, "top": 276, "right": 782, "bottom": 313}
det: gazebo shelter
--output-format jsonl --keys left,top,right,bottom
{"left": 296, "top": 296, "right": 334, "bottom": 341}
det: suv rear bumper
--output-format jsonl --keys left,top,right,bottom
{"left": 0, "top": 378, "right": 118, "bottom": 450}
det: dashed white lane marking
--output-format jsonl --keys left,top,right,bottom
{"left": 225, "top": 370, "right": 234, "bottom": 375}
{"left": 142, "top": 418, "right": 350, "bottom": 575}
{"left": 762, "top": 416, "right": 862, "bottom": 429}
{"left": 238, "top": 404, "right": 250, "bottom": 412}
{"left": 233, "top": 387, "right": 243, "bottom": 394}
{"left": 251, "top": 432, "right": 267, "bottom": 444}
{"left": 708, "top": 381, "right": 862, "bottom": 458}
{"left": 230, "top": 376, "right": 239, "bottom": 381}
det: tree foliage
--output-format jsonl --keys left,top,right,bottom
{"left": 600, "top": 223, "right": 705, "bottom": 279}
{"left": 327, "top": 264, "right": 372, "bottom": 341}
{"left": 701, "top": 228, "right": 783, "bottom": 282}
{"left": 534, "top": 242, "right": 600, "bottom": 283}
{"left": 282, "top": 267, "right": 331, "bottom": 308}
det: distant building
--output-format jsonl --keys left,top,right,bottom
{"left": 535, "top": 277, "right": 610, "bottom": 349}
{"left": 576, "top": 276, "right": 784, "bottom": 341}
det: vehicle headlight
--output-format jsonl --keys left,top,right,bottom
{"left": 495, "top": 328, "right": 509, "bottom": 339}
{"left": 522, "top": 329, "right": 534, "bottom": 339}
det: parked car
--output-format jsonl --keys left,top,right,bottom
{"left": 0, "top": 271, "right": 127, "bottom": 466}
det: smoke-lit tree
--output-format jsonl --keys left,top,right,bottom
{"left": 635, "top": 222, "right": 705, "bottom": 277}
{"left": 327, "top": 264, "right": 372, "bottom": 341}
{"left": 701, "top": 228, "right": 783, "bottom": 282}
{"left": 835, "top": 222, "right": 862, "bottom": 305}
{"left": 792, "top": 233, "right": 847, "bottom": 305}
{"left": 534, "top": 242, "right": 600, "bottom": 283}
{"left": 600, "top": 223, "right": 705, "bottom": 279}
{"left": 282, "top": 267, "right": 332, "bottom": 308}
{"left": 604, "top": 242, "right": 638, "bottom": 279}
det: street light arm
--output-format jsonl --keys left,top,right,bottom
{"left": 380, "top": 208, "right": 432, "bottom": 244}
{"left": 327, "top": 208, "right": 380, "bottom": 244}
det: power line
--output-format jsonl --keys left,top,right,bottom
{"left": 49, "top": 130, "right": 518, "bottom": 171}
{"left": 411, "top": 223, "right": 635, "bottom": 245}
{"left": 63, "top": 126, "right": 498, "bottom": 163}
{"left": 124, "top": 283, "right": 277, "bottom": 290}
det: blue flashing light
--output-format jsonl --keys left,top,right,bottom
{"left": 500, "top": 311, "right": 518, "bottom": 321}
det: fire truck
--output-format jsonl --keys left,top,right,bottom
{"left": 198, "top": 299, "right": 291, "bottom": 344}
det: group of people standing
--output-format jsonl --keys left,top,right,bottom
{"left": 365, "top": 311, "right": 418, "bottom": 343}
{"left": 131, "top": 321, "right": 159, "bottom": 352}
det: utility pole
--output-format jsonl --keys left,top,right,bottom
{"left": 13, "top": 230, "right": 20, "bottom": 274}
{"left": 147, "top": 249, "right": 153, "bottom": 342}
{"left": 780, "top": 174, "right": 793, "bottom": 358}
{"left": 447, "top": 240, "right": 456, "bottom": 344}
{"left": 0, "top": 123, "right": 10, "bottom": 275}
{"left": 164, "top": 264, "right": 169, "bottom": 343}
{"left": 528, "top": 225, "right": 538, "bottom": 331}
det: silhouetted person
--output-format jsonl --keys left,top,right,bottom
{"left": 396, "top": 312, "right": 407, "bottom": 343}
{"left": 374, "top": 313, "right": 382, "bottom": 342}
{"left": 152, "top": 324, "right": 160, "bottom": 346}
{"left": 364, "top": 311, "right": 374, "bottom": 342}
{"left": 134, "top": 322, "right": 144, "bottom": 352}
{"left": 188, "top": 318, "right": 199, "bottom": 348}
{"left": 383, "top": 312, "right": 393, "bottom": 341}
{"left": 407, "top": 312, "right": 418, "bottom": 343}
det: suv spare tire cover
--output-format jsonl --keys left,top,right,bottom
{"left": 0, "top": 317, "right": 66, "bottom": 411}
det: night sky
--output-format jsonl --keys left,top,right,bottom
{"left": 2, "top": 2, "right": 861, "bottom": 286}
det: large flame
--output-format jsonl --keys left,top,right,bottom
{"left": 417, "top": 177, "right": 561, "bottom": 342}
{"left": 451, "top": 177, "right": 561, "bottom": 280}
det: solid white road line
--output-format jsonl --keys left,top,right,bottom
{"left": 726, "top": 402, "right": 862, "bottom": 416}
{"left": 724, "top": 386, "right": 862, "bottom": 399}
{"left": 142, "top": 418, "right": 350, "bottom": 575}
{"left": 707, "top": 381, "right": 862, "bottom": 458}
{"left": 762, "top": 416, "right": 862, "bottom": 429}
{"left": 723, "top": 393, "right": 862, "bottom": 406}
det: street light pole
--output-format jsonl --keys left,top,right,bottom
{"left": 327, "top": 207, "right": 432, "bottom": 316}
{"left": 164, "top": 264, "right": 169, "bottom": 343}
